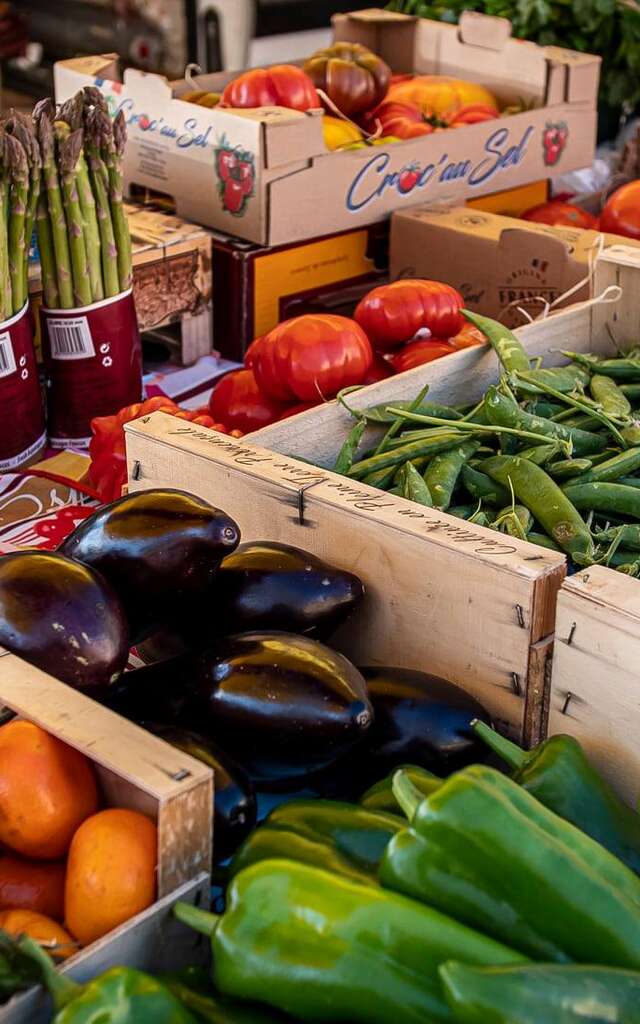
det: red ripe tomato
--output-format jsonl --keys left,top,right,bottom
{"left": 278, "top": 402, "right": 321, "bottom": 420}
{"left": 600, "top": 181, "right": 640, "bottom": 240}
{"left": 522, "top": 200, "right": 597, "bottom": 230}
{"left": 221, "top": 65, "right": 319, "bottom": 112}
{"left": 244, "top": 336, "right": 261, "bottom": 368}
{"left": 449, "top": 323, "right": 485, "bottom": 350}
{"left": 363, "top": 351, "right": 395, "bottom": 384}
{"left": 391, "top": 339, "right": 456, "bottom": 373}
{"left": 363, "top": 101, "right": 434, "bottom": 140}
{"left": 251, "top": 314, "right": 373, "bottom": 402}
{"left": 209, "top": 369, "right": 288, "bottom": 433}
{"left": 355, "top": 280, "right": 464, "bottom": 352}
{"left": 446, "top": 104, "right": 498, "bottom": 127}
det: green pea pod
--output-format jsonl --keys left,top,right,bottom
{"left": 175, "top": 860, "right": 526, "bottom": 1024}
{"left": 618, "top": 477, "right": 640, "bottom": 489}
{"left": 575, "top": 447, "right": 640, "bottom": 484}
{"left": 597, "top": 524, "right": 640, "bottom": 551}
{"left": 424, "top": 440, "right": 480, "bottom": 511}
{"left": 468, "top": 510, "right": 490, "bottom": 527}
{"left": 621, "top": 384, "right": 640, "bottom": 400}
{"left": 483, "top": 455, "right": 593, "bottom": 558}
{"left": 448, "top": 505, "right": 475, "bottom": 519}
{"left": 360, "top": 765, "right": 442, "bottom": 815}
{"left": 562, "top": 483, "right": 640, "bottom": 520}
{"left": 462, "top": 310, "right": 530, "bottom": 373}
{"left": 400, "top": 461, "right": 434, "bottom": 507}
{"left": 564, "top": 351, "right": 640, "bottom": 381}
{"left": 516, "top": 443, "right": 562, "bottom": 466}
{"left": 360, "top": 401, "right": 462, "bottom": 425}
{"left": 527, "top": 532, "right": 561, "bottom": 551}
{"left": 547, "top": 458, "right": 593, "bottom": 480}
{"left": 525, "top": 400, "right": 566, "bottom": 418}
{"left": 622, "top": 424, "right": 640, "bottom": 446}
{"left": 440, "top": 962, "right": 640, "bottom": 1024}
{"left": 515, "top": 365, "right": 590, "bottom": 395}
{"left": 375, "top": 383, "right": 430, "bottom": 455}
{"left": 333, "top": 419, "right": 366, "bottom": 475}
{"left": 362, "top": 465, "right": 398, "bottom": 490}
{"left": 493, "top": 504, "right": 533, "bottom": 539}
{"left": 348, "top": 432, "right": 467, "bottom": 479}
{"left": 461, "top": 464, "right": 511, "bottom": 506}
{"left": 591, "top": 373, "right": 632, "bottom": 417}
{"left": 484, "top": 387, "right": 606, "bottom": 456}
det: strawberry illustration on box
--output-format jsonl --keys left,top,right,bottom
{"left": 215, "top": 135, "right": 255, "bottom": 216}
{"left": 542, "top": 122, "right": 568, "bottom": 167}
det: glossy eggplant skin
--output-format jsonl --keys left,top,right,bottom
{"left": 0, "top": 551, "right": 129, "bottom": 692}
{"left": 106, "top": 632, "right": 373, "bottom": 786}
{"left": 141, "top": 723, "right": 256, "bottom": 863}
{"left": 60, "top": 489, "right": 240, "bottom": 640}
{"left": 136, "top": 541, "right": 364, "bottom": 664}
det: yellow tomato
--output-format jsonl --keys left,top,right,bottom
{"left": 323, "top": 116, "right": 363, "bottom": 151}
{"left": 342, "top": 135, "right": 401, "bottom": 151}
{"left": 388, "top": 76, "right": 498, "bottom": 119}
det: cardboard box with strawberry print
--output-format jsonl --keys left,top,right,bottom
{"left": 53, "top": 9, "right": 599, "bottom": 247}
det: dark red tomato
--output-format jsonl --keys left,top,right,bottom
{"left": 355, "top": 280, "right": 464, "bottom": 352}
{"left": 209, "top": 369, "right": 288, "bottom": 433}
{"left": 362, "top": 351, "right": 395, "bottom": 384}
{"left": 391, "top": 339, "right": 456, "bottom": 373}
{"left": 600, "top": 181, "right": 640, "bottom": 240}
{"left": 251, "top": 314, "right": 373, "bottom": 402}
{"left": 278, "top": 401, "right": 321, "bottom": 420}
{"left": 221, "top": 65, "right": 319, "bottom": 112}
{"left": 244, "top": 336, "right": 261, "bottom": 368}
{"left": 521, "top": 200, "right": 597, "bottom": 230}
{"left": 303, "top": 43, "right": 390, "bottom": 118}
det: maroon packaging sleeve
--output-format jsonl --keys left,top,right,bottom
{"left": 0, "top": 302, "right": 46, "bottom": 471}
{"left": 41, "top": 289, "right": 142, "bottom": 448}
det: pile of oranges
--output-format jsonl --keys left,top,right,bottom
{"left": 0, "top": 720, "right": 157, "bottom": 960}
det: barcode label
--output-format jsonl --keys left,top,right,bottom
{"left": 0, "top": 332, "right": 16, "bottom": 379}
{"left": 48, "top": 318, "right": 95, "bottom": 360}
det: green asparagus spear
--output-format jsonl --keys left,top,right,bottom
{"left": 6, "top": 114, "right": 41, "bottom": 304}
{"left": 84, "top": 109, "right": 119, "bottom": 297}
{"left": 4, "top": 133, "right": 29, "bottom": 314}
{"left": 59, "top": 94, "right": 103, "bottom": 301}
{"left": 0, "top": 135, "right": 12, "bottom": 322}
{"left": 35, "top": 105, "right": 73, "bottom": 308}
{"left": 55, "top": 123, "right": 92, "bottom": 307}
{"left": 100, "top": 109, "right": 131, "bottom": 293}
{"left": 36, "top": 190, "right": 59, "bottom": 309}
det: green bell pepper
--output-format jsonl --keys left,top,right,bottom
{"left": 359, "top": 765, "right": 441, "bottom": 815}
{"left": 473, "top": 720, "right": 640, "bottom": 876}
{"left": 380, "top": 766, "right": 640, "bottom": 966}
{"left": 163, "top": 974, "right": 295, "bottom": 1024}
{"left": 232, "top": 799, "right": 402, "bottom": 882}
{"left": 18, "top": 937, "right": 196, "bottom": 1023}
{"left": 174, "top": 859, "right": 526, "bottom": 1024}
{"left": 439, "top": 962, "right": 640, "bottom": 1024}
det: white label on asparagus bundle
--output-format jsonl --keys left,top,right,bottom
{"left": 0, "top": 332, "right": 17, "bottom": 379}
{"left": 48, "top": 318, "right": 95, "bottom": 360}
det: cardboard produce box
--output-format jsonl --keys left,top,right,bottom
{"left": 53, "top": 9, "right": 599, "bottom": 247}
{"left": 211, "top": 222, "right": 388, "bottom": 362}
{"left": 390, "top": 206, "right": 640, "bottom": 326}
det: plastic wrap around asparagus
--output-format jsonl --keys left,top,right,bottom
{"left": 0, "top": 113, "right": 41, "bottom": 322}
{"left": 33, "top": 89, "right": 132, "bottom": 310}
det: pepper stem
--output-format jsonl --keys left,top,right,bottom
{"left": 174, "top": 901, "right": 220, "bottom": 938}
{"left": 17, "top": 936, "right": 82, "bottom": 1009}
{"left": 392, "top": 770, "right": 424, "bottom": 821}
{"left": 472, "top": 719, "right": 526, "bottom": 770}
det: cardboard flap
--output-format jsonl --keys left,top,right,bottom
{"left": 123, "top": 67, "right": 173, "bottom": 105}
{"left": 332, "top": 10, "right": 418, "bottom": 72}
{"left": 56, "top": 54, "right": 119, "bottom": 77}
{"left": 458, "top": 12, "right": 512, "bottom": 50}
{"left": 499, "top": 226, "right": 573, "bottom": 266}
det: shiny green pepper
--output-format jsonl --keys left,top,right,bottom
{"left": 359, "top": 765, "right": 441, "bottom": 815}
{"left": 440, "top": 962, "right": 640, "bottom": 1023}
{"left": 175, "top": 859, "right": 526, "bottom": 1024}
{"left": 19, "top": 936, "right": 196, "bottom": 1023}
{"left": 163, "top": 970, "right": 294, "bottom": 1024}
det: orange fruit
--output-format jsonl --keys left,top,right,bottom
{"left": 0, "top": 855, "right": 65, "bottom": 920}
{"left": 0, "top": 909, "right": 76, "bottom": 960}
{"left": 65, "top": 809, "right": 157, "bottom": 945}
{"left": 0, "top": 721, "right": 99, "bottom": 859}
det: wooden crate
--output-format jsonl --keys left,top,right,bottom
{"left": 124, "top": 245, "right": 640, "bottom": 747}
{"left": 0, "top": 875, "right": 210, "bottom": 1024}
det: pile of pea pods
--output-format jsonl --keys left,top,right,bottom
{"left": 328, "top": 311, "right": 640, "bottom": 575}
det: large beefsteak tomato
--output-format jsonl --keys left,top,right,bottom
{"left": 251, "top": 314, "right": 373, "bottom": 402}
{"left": 522, "top": 200, "right": 597, "bottom": 230}
{"left": 222, "top": 65, "right": 319, "bottom": 112}
{"left": 391, "top": 339, "right": 456, "bottom": 373}
{"left": 363, "top": 100, "right": 435, "bottom": 139}
{"left": 354, "top": 280, "right": 464, "bottom": 352}
{"left": 387, "top": 76, "right": 498, "bottom": 119}
{"left": 304, "top": 43, "right": 390, "bottom": 118}
{"left": 209, "top": 369, "right": 288, "bottom": 432}
{"left": 600, "top": 181, "right": 640, "bottom": 240}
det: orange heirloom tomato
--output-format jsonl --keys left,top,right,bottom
{"left": 251, "top": 314, "right": 373, "bottom": 402}
{"left": 522, "top": 200, "right": 597, "bottom": 230}
{"left": 600, "top": 181, "right": 640, "bottom": 240}
{"left": 387, "top": 76, "right": 498, "bottom": 120}
{"left": 449, "top": 323, "right": 485, "bottom": 350}
{"left": 391, "top": 339, "right": 456, "bottom": 372}
{"left": 363, "top": 100, "right": 435, "bottom": 139}
{"left": 304, "top": 43, "right": 391, "bottom": 118}
{"left": 222, "top": 65, "right": 319, "bottom": 112}
{"left": 355, "top": 280, "right": 464, "bottom": 352}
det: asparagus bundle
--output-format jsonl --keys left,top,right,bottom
{"left": 34, "top": 89, "right": 132, "bottom": 309}
{"left": 0, "top": 113, "right": 40, "bottom": 322}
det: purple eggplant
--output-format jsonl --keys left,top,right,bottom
{"left": 0, "top": 550, "right": 129, "bottom": 692}
{"left": 60, "top": 489, "right": 240, "bottom": 640}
